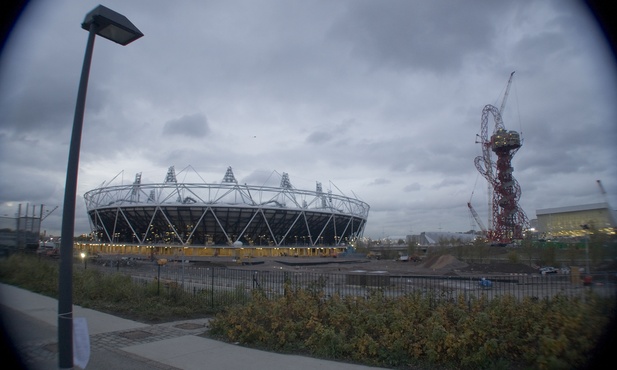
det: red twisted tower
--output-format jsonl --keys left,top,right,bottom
{"left": 474, "top": 72, "right": 529, "bottom": 244}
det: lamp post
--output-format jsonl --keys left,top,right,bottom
{"left": 58, "top": 5, "right": 142, "bottom": 369}
{"left": 581, "top": 224, "right": 591, "bottom": 274}
{"left": 80, "top": 251, "right": 87, "bottom": 269}
{"left": 181, "top": 247, "right": 186, "bottom": 288}
{"left": 157, "top": 258, "right": 168, "bottom": 295}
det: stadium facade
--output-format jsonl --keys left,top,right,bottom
{"left": 83, "top": 166, "right": 370, "bottom": 256}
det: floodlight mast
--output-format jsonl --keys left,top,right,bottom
{"left": 58, "top": 6, "right": 142, "bottom": 369}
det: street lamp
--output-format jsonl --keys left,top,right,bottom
{"left": 157, "top": 258, "right": 168, "bottom": 295}
{"left": 58, "top": 5, "right": 142, "bottom": 369}
{"left": 581, "top": 224, "right": 591, "bottom": 275}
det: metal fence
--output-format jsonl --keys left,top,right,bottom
{"left": 85, "top": 259, "right": 617, "bottom": 308}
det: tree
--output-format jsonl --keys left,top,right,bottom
{"left": 539, "top": 243, "right": 557, "bottom": 267}
{"left": 564, "top": 241, "right": 583, "bottom": 267}
{"left": 472, "top": 237, "right": 489, "bottom": 263}
{"left": 519, "top": 231, "right": 535, "bottom": 266}
{"left": 354, "top": 239, "right": 369, "bottom": 254}
{"left": 587, "top": 225, "right": 609, "bottom": 266}
{"left": 407, "top": 237, "right": 418, "bottom": 256}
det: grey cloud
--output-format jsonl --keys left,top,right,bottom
{"left": 329, "top": 0, "right": 510, "bottom": 73}
{"left": 0, "top": 0, "right": 614, "bottom": 238}
{"left": 403, "top": 183, "right": 421, "bottom": 192}
{"left": 432, "top": 178, "right": 465, "bottom": 190}
{"left": 369, "top": 178, "right": 390, "bottom": 186}
{"left": 306, "top": 131, "right": 333, "bottom": 144}
{"left": 0, "top": 165, "right": 58, "bottom": 204}
{"left": 162, "top": 113, "right": 210, "bottom": 138}
{"left": 306, "top": 120, "right": 355, "bottom": 145}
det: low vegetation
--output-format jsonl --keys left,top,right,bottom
{"left": 0, "top": 254, "right": 218, "bottom": 322}
{"left": 210, "top": 283, "right": 615, "bottom": 369}
{"left": 1, "top": 253, "right": 615, "bottom": 369}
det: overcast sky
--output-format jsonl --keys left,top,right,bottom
{"left": 1, "top": 0, "right": 615, "bottom": 239}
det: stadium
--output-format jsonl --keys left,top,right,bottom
{"left": 82, "top": 166, "right": 370, "bottom": 258}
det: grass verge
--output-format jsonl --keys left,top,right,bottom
{"left": 0, "top": 253, "right": 216, "bottom": 323}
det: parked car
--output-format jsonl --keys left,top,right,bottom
{"left": 479, "top": 278, "right": 493, "bottom": 288}
{"left": 540, "top": 266, "right": 558, "bottom": 275}
{"left": 45, "top": 248, "right": 60, "bottom": 258}
{"left": 37, "top": 241, "right": 56, "bottom": 255}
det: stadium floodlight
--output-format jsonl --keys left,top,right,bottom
{"left": 58, "top": 5, "right": 142, "bottom": 369}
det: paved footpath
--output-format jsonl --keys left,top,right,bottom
{"left": 0, "top": 284, "right": 387, "bottom": 370}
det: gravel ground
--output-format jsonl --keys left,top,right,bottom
{"left": 193, "top": 255, "right": 542, "bottom": 276}
{"left": 89, "top": 253, "right": 545, "bottom": 277}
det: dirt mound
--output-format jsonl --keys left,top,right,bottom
{"left": 422, "top": 254, "right": 467, "bottom": 270}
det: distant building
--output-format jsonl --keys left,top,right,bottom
{"left": 415, "top": 232, "right": 476, "bottom": 246}
{"left": 536, "top": 203, "right": 616, "bottom": 238}
{"left": 0, "top": 205, "right": 42, "bottom": 252}
{"left": 380, "top": 236, "right": 407, "bottom": 244}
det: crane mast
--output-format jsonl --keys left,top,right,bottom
{"left": 597, "top": 180, "right": 617, "bottom": 229}
{"left": 597, "top": 180, "right": 608, "bottom": 201}
{"left": 467, "top": 202, "right": 487, "bottom": 234}
{"left": 499, "top": 71, "right": 515, "bottom": 115}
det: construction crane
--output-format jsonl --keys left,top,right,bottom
{"left": 597, "top": 180, "right": 609, "bottom": 203}
{"left": 41, "top": 205, "right": 58, "bottom": 221}
{"left": 467, "top": 202, "right": 487, "bottom": 235}
{"left": 474, "top": 72, "right": 529, "bottom": 245}
{"left": 597, "top": 180, "right": 617, "bottom": 229}
{"left": 499, "top": 71, "right": 515, "bottom": 115}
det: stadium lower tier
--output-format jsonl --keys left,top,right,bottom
{"left": 75, "top": 242, "right": 353, "bottom": 259}
{"left": 87, "top": 205, "right": 367, "bottom": 247}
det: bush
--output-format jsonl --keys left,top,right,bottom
{"left": 209, "top": 286, "right": 616, "bottom": 369}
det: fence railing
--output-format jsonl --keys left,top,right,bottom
{"left": 85, "top": 259, "right": 617, "bottom": 308}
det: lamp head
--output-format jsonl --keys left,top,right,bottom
{"left": 82, "top": 5, "right": 143, "bottom": 45}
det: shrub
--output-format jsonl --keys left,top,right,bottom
{"left": 209, "top": 287, "right": 615, "bottom": 369}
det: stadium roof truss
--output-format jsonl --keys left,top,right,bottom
{"left": 84, "top": 169, "right": 370, "bottom": 247}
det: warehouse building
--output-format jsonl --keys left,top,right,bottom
{"left": 536, "top": 203, "right": 616, "bottom": 238}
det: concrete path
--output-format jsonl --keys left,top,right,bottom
{"left": 0, "top": 284, "right": 387, "bottom": 369}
